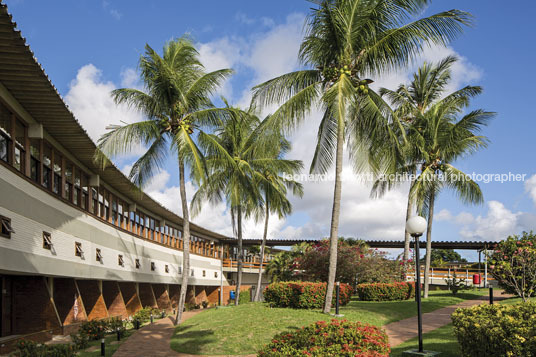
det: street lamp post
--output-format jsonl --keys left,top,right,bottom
{"left": 406, "top": 216, "right": 427, "bottom": 354}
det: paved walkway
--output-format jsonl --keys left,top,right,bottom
{"left": 384, "top": 291, "right": 513, "bottom": 347}
{"left": 114, "top": 312, "right": 201, "bottom": 357}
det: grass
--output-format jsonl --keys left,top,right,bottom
{"left": 389, "top": 324, "right": 459, "bottom": 357}
{"left": 170, "top": 288, "right": 489, "bottom": 355}
{"left": 389, "top": 292, "right": 522, "bottom": 356}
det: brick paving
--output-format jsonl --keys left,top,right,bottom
{"left": 113, "top": 312, "right": 200, "bottom": 357}
{"left": 383, "top": 290, "right": 513, "bottom": 347}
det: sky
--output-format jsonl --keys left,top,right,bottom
{"left": 6, "top": 0, "right": 536, "bottom": 260}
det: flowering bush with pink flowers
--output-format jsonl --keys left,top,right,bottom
{"left": 489, "top": 231, "right": 536, "bottom": 302}
{"left": 258, "top": 319, "right": 390, "bottom": 356}
{"left": 263, "top": 281, "right": 352, "bottom": 309}
{"left": 355, "top": 282, "right": 415, "bottom": 301}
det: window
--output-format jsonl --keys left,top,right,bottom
{"left": 75, "top": 242, "right": 83, "bottom": 257}
{"left": 0, "top": 105, "right": 12, "bottom": 164}
{"left": 42, "top": 145, "right": 52, "bottom": 189}
{"left": 64, "top": 163, "right": 73, "bottom": 201}
{"left": 191, "top": 269, "right": 194, "bottom": 277}
{"left": 14, "top": 119, "right": 26, "bottom": 173}
{"left": 118, "top": 254, "right": 124, "bottom": 267}
{"left": 30, "top": 139, "right": 40, "bottom": 183}
{"left": 73, "top": 168, "right": 81, "bottom": 206}
{"left": 214, "top": 272, "right": 218, "bottom": 278}
{"left": 53, "top": 153, "right": 62, "bottom": 195}
{"left": 81, "top": 174, "right": 89, "bottom": 210}
{"left": 165, "top": 265, "right": 169, "bottom": 273}
{"left": 91, "top": 187, "right": 98, "bottom": 215}
{"left": 42, "top": 231, "right": 52, "bottom": 250}
{"left": 178, "top": 266, "right": 182, "bottom": 274}
{"left": 202, "top": 270, "right": 206, "bottom": 277}
{"left": 1, "top": 216, "right": 14, "bottom": 238}
{"left": 135, "top": 259, "right": 140, "bottom": 269}
{"left": 150, "top": 262, "right": 155, "bottom": 271}
{"left": 96, "top": 248, "right": 102, "bottom": 262}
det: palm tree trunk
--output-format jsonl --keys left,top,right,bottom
{"left": 235, "top": 204, "right": 243, "bottom": 305}
{"left": 254, "top": 201, "right": 270, "bottom": 302}
{"left": 323, "top": 120, "right": 344, "bottom": 314}
{"left": 403, "top": 167, "right": 417, "bottom": 262}
{"left": 423, "top": 191, "right": 435, "bottom": 298}
{"left": 175, "top": 158, "right": 191, "bottom": 325}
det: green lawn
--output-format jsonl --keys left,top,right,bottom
{"left": 390, "top": 324, "right": 459, "bottom": 357}
{"left": 170, "top": 289, "right": 488, "bottom": 355}
{"left": 390, "top": 294, "right": 524, "bottom": 356}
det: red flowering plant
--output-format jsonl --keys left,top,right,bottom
{"left": 296, "top": 239, "right": 405, "bottom": 287}
{"left": 258, "top": 319, "right": 390, "bottom": 356}
{"left": 264, "top": 281, "right": 352, "bottom": 309}
{"left": 355, "top": 282, "right": 416, "bottom": 301}
{"left": 488, "top": 231, "right": 536, "bottom": 302}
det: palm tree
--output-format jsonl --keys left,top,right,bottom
{"left": 252, "top": 0, "right": 471, "bottom": 313}
{"left": 95, "top": 37, "right": 233, "bottom": 324}
{"left": 373, "top": 56, "right": 482, "bottom": 262}
{"left": 409, "top": 97, "right": 494, "bottom": 297}
{"left": 192, "top": 109, "right": 302, "bottom": 305}
{"left": 253, "top": 137, "right": 304, "bottom": 302}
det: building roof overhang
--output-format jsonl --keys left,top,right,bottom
{"left": 0, "top": 3, "right": 230, "bottom": 241}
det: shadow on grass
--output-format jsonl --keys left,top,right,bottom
{"left": 389, "top": 324, "right": 460, "bottom": 357}
{"left": 171, "top": 326, "right": 216, "bottom": 355}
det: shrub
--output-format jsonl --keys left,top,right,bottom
{"left": 258, "top": 319, "right": 390, "bottom": 356}
{"left": 239, "top": 287, "right": 251, "bottom": 304}
{"left": 296, "top": 239, "right": 405, "bottom": 286}
{"left": 78, "top": 319, "right": 107, "bottom": 341}
{"left": 132, "top": 306, "right": 161, "bottom": 323}
{"left": 16, "top": 340, "right": 76, "bottom": 357}
{"left": 445, "top": 271, "right": 469, "bottom": 295}
{"left": 452, "top": 302, "right": 536, "bottom": 357}
{"left": 355, "top": 282, "right": 415, "bottom": 301}
{"left": 488, "top": 231, "right": 536, "bottom": 301}
{"left": 263, "top": 282, "right": 351, "bottom": 309}
{"left": 70, "top": 330, "right": 89, "bottom": 350}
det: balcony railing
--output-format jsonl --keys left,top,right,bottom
{"left": 406, "top": 267, "right": 494, "bottom": 285}
{"left": 223, "top": 259, "right": 269, "bottom": 269}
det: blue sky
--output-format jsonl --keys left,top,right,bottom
{"left": 6, "top": 0, "right": 536, "bottom": 259}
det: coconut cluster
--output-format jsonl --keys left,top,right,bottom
{"left": 321, "top": 65, "right": 371, "bottom": 96}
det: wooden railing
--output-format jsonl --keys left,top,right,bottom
{"left": 406, "top": 267, "right": 494, "bottom": 285}
{"left": 223, "top": 259, "right": 269, "bottom": 269}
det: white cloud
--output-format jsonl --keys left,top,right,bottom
{"left": 440, "top": 201, "right": 536, "bottom": 241}
{"left": 65, "top": 64, "right": 143, "bottom": 144}
{"left": 525, "top": 174, "right": 536, "bottom": 205}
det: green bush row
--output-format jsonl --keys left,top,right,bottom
{"left": 263, "top": 282, "right": 352, "bottom": 309}
{"left": 355, "top": 282, "right": 415, "bottom": 301}
{"left": 16, "top": 340, "right": 76, "bottom": 357}
{"left": 258, "top": 319, "right": 390, "bottom": 356}
{"left": 452, "top": 302, "right": 536, "bottom": 357}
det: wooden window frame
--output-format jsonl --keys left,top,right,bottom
{"left": 42, "top": 231, "right": 52, "bottom": 250}
{"left": 150, "top": 262, "right": 156, "bottom": 271}
{"left": 135, "top": 258, "right": 140, "bottom": 269}
{"left": 165, "top": 265, "right": 169, "bottom": 273}
{"left": 118, "top": 254, "right": 124, "bottom": 267}
{"left": 75, "top": 242, "right": 83, "bottom": 257}
{"left": 1, "top": 215, "right": 14, "bottom": 238}
{"left": 96, "top": 248, "right": 102, "bottom": 262}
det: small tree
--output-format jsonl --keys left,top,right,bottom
{"left": 296, "top": 239, "right": 404, "bottom": 286}
{"left": 445, "top": 271, "right": 468, "bottom": 295}
{"left": 489, "top": 231, "right": 536, "bottom": 302}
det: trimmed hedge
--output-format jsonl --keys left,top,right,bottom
{"left": 263, "top": 282, "right": 351, "bottom": 309}
{"left": 258, "top": 319, "right": 390, "bottom": 356}
{"left": 452, "top": 302, "right": 536, "bottom": 357}
{"left": 355, "top": 282, "right": 415, "bottom": 301}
